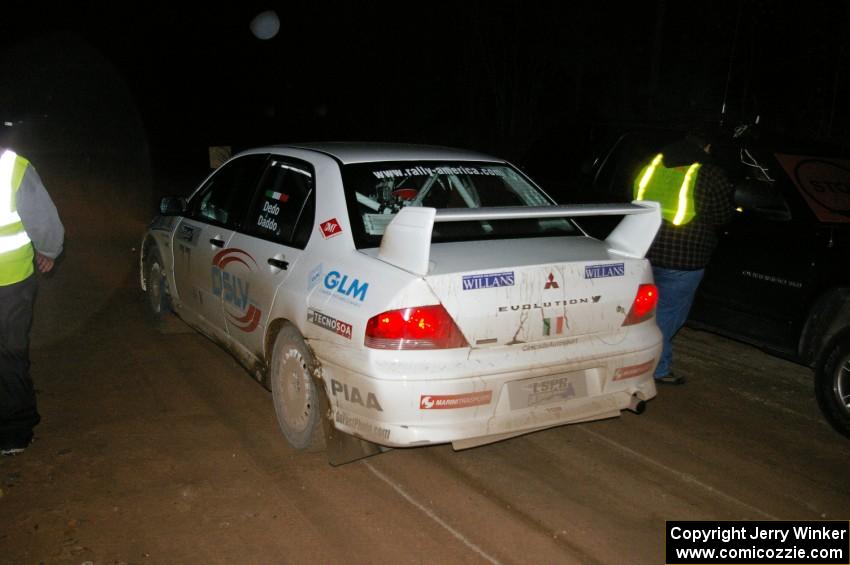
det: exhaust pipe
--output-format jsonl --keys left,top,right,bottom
{"left": 628, "top": 394, "right": 646, "bottom": 414}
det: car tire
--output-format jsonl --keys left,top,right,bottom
{"left": 815, "top": 332, "right": 850, "bottom": 439}
{"left": 144, "top": 248, "right": 171, "bottom": 322}
{"left": 270, "top": 324, "right": 326, "bottom": 450}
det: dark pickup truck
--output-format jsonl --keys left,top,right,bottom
{"left": 580, "top": 127, "right": 850, "bottom": 438}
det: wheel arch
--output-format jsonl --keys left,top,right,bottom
{"left": 263, "top": 317, "right": 313, "bottom": 388}
{"left": 813, "top": 325, "right": 850, "bottom": 439}
{"left": 140, "top": 233, "right": 170, "bottom": 291}
{"left": 800, "top": 287, "right": 850, "bottom": 366}
{"left": 139, "top": 234, "right": 159, "bottom": 291}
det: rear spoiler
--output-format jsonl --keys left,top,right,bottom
{"left": 378, "top": 201, "right": 661, "bottom": 276}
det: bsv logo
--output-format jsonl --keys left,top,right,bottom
{"left": 212, "top": 269, "right": 250, "bottom": 310}
{"left": 211, "top": 248, "right": 261, "bottom": 333}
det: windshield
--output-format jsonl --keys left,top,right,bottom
{"left": 342, "top": 161, "right": 576, "bottom": 248}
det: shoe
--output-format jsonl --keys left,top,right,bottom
{"left": 1, "top": 436, "right": 33, "bottom": 456}
{"left": 655, "top": 373, "right": 685, "bottom": 385}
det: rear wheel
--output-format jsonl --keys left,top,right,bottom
{"left": 270, "top": 324, "right": 326, "bottom": 450}
{"left": 815, "top": 333, "right": 850, "bottom": 439}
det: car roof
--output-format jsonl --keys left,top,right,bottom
{"left": 252, "top": 142, "right": 504, "bottom": 165}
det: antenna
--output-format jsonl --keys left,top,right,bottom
{"left": 720, "top": 0, "right": 744, "bottom": 127}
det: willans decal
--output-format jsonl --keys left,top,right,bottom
{"left": 461, "top": 271, "right": 515, "bottom": 290}
{"left": 584, "top": 263, "right": 625, "bottom": 279}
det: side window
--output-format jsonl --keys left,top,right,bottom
{"left": 245, "top": 158, "right": 315, "bottom": 248}
{"left": 187, "top": 154, "right": 268, "bottom": 228}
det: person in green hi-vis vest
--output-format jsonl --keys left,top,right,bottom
{"left": 634, "top": 128, "right": 735, "bottom": 385}
{"left": 0, "top": 147, "right": 64, "bottom": 456}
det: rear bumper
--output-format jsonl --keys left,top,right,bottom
{"left": 311, "top": 329, "right": 661, "bottom": 448}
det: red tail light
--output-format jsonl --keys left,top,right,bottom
{"left": 622, "top": 284, "right": 658, "bottom": 326}
{"left": 365, "top": 305, "right": 468, "bottom": 350}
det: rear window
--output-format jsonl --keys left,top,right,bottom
{"left": 342, "top": 161, "right": 576, "bottom": 248}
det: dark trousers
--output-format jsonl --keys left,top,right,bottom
{"left": 0, "top": 275, "right": 39, "bottom": 448}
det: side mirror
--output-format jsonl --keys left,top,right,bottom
{"left": 159, "top": 196, "right": 187, "bottom": 216}
{"left": 733, "top": 181, "right": 791, "bottom": 221}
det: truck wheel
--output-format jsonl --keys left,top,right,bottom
{"left": 815, "top": 333, "right": 850, "bottom": 439}
{"left": 144, "top": 248, "right": 171, "bottom": 321}
{"left": 270, "top": 324, "right": 326, "bottom": 450}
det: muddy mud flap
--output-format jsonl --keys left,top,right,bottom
{"left": 317, "top": 383, "right": 389, "bottom": 466}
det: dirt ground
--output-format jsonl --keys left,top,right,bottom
{"left": 1, "top": 167, "right": 849, "bottom": 565}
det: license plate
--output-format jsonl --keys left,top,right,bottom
{"left": 508, "top": 372, "right": 588, "bottom": 410}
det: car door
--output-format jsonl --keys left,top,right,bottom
{"left": 172, "top": 154, "right": 268, "bottom": 331}
{"left": 691, "top": 180, "right": 818, "bottom": 354}
{"left": 224, "top": 156, "right": 316, "bottom": 357}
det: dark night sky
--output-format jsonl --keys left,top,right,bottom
{"left": 1, "top": 1, "right": 848, "bottom": 190}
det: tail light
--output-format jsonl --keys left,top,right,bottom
{"left": 365, "top": 305, "right": 468, "bottom": 350}
{"left": 622, "top": 284, "right": 658, "bottom": 326}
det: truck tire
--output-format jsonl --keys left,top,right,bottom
{"left": 814, "top": 332, "right": 850, "bottom": 439}
{"left": 270, "top": 324, "right": 326, "bottom": 450}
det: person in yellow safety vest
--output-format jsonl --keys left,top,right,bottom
{"left": 0, "top": 147, "right": 64, "bottom": 456}
{"left": 633, "top": 129, "right": 734, "bottom": 386}
{"left": 634, "top": 153, "right": 700, "bottom": 226}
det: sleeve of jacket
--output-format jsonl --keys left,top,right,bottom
{"left": 16, "top": 163, "right": 65, "bottom": 259}
{"left": 696, "top": 164, "right": 735, "bottom": 226}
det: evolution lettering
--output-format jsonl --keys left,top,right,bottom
{"left": 498, "top": 296, "right": 601, "bottom": 312}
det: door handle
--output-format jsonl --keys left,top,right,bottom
{"left": 209, "top": 238, "right": 225, "bottom": 248}
{"left": 268, "top": 257, "right": 289, "bottom": 270}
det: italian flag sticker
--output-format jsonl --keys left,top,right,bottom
{"left": 543, "top": 316, "right": 566, "bottom": 336}
{"left": 265, "top": 190, "right": 290, "bottom": 202}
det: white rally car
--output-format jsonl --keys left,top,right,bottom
{"left": 141, "top": 143, "right": 662, "bottom": 463}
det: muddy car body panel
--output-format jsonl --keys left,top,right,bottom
{"left": 141, "top": 143, "right": 662, "bottom": 450}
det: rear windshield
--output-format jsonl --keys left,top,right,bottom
{"left": 342, "top": 161, "right": 576, "bottom": 248}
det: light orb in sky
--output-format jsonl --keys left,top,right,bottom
{"left": 250, "top": 11, "right": 280, "bottom": 40}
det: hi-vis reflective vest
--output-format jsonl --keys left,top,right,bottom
{"left": 0, "top": 150, "right": 34, "bottom": 285}
{"left": 633, "top": 153, "right": 701, "bottom": 226}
